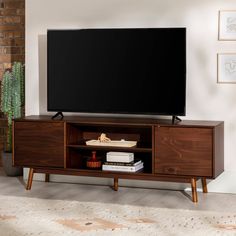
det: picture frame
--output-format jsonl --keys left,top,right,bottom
{"left": 218, "top": 10, "right": 236, "bottom": 41}
{"left": 217, "top": 53, "right": 236, "bottom": 83}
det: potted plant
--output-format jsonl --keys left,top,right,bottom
{"left": 1, "top": 62, "right": 24, "bottom": 176}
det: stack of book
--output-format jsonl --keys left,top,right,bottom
{"left": 102, "top": 152, "right": 144, "bottom": 172}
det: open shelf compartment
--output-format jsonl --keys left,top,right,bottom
{"left": 66, "top": 123, "right": 152, "bottom": 149}
{"left": 66, "top": 123, "right": 153, "bottom": 174}
{"left": 66, "top": 148, "right": 153, "bottom": 174}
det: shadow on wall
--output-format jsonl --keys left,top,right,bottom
{"left": 38, "top": 34, "right": 47, "bottom": 115}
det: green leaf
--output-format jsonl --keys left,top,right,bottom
{"left": 0, "top": 62, "right": 25, "bottom": 152}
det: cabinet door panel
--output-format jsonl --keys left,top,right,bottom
{"left": 155, "top": 127, "right": 213, "bottom": 177}
{"left": 14, "top": 122, "right": 64, "bottom": 167}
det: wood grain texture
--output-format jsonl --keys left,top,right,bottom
{"left": 155, "top": 126, "right": 213, "bottom": 177}
{"left": 201, "top": 178, "right": 208, "bottom": 193}
{"left": 26, "top": 168, "right": 34, "bottom": 190}
{"left": 14, "top": 121, "right": 64, "bottom": 167}
{"left": 191, "top": 178, "right": 198, "bottom": 203}
{"left": 15, "top": 115, "right": 223, "bottom": 127}
{"left": 114, "top": 177, "right": 118, "bottom": 191}
{"left": 213, "top": 122, "right": 224, "bottom": 178}
{"left": 45, "top": 174, "right": 50, "bottom": 182}
{"left": 13, "top": 116, "right": 224, "bottom": 195}
{"left": 32, "top": 167, "right": 196, "bottom": 182}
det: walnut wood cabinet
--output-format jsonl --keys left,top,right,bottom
{"left": 13, "top": 121, "right": 64, "bottom": 167}
{"left": 155, "top": 127, "right": 213, "bottom": 176}
{"left": 13, "top": 116, "right": 224, "bottom": 203}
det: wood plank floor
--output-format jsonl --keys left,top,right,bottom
{"left": 0, "top": 168, "right": 235, "bottom": 212}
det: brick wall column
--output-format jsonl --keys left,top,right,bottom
{"left": 0, "top": 0, "right": 25, "bottom": 166}
{"left": 0, "top": 0, "right": 25, "bottom": 77}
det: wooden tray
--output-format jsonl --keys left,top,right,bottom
{"left": 85, "top": 140, "right": 137, "bottom": 147}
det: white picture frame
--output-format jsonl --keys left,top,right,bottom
{"left": 217, "top": 53, "right": 236, "bottom": 83}
{"left": 218, "top": 10, "right": 236, "bottom": 41}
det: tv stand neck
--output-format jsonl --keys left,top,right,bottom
{"left": 172, "top": 116, "right": 182, "bottom": 124}
{"left": 51, "top": 112, "right": 64, "bottom": 120}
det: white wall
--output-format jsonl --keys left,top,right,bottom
{"left": 26, "top": 0, "right": 236, "bottom": 193}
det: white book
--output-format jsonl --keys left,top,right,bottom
{"left": 106, "top": 152, "right": 134, "bottom": 163}
{"left": 102, "top": 162, "right": 143, "bottom": 172}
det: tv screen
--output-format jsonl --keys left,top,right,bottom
{"left": 47, "top": 28, "right": 186, "bottom": 116}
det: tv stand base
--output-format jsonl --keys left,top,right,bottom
{"left": 25, "top": 167, "right": 208, "bottom": 203}
{"left": 172, "top": 115, "right": 182, "bottom": 124}
{"left": 51, "top": 112, "right": 64, "bottom": 120}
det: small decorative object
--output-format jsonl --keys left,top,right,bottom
{"left": 218, "top": 10, "right": 236, "bottom": 41}
{"left": 86, "top": 133, "right": 137, "bottom": 147}
{"left": 217, "top": 53, "right": 236, "bottom": 83}
{"left": 98, "top": 133, "right": 111, "bottom": 142}
{"left": 86, "top": 151, "right": 102, "bottom": 169}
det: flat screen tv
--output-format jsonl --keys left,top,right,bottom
{"left": 47, "top": 28, "right": 186, "bottom": 117}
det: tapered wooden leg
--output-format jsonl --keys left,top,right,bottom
{"left": 45, "top": 174, "right": 50, "bottom": 182}
{"left": 201, "top": 177, "right": 208, "bottom": 193}
{"left": 26, "top": 168, "right": 34, "bottom": 190}
{"left": 114, "top": 177, "right": 118, "bottom": 191}
{"left": 191, "top": 178, "right": 198, "bottom": 203}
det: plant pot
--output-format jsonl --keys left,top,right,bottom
{"left": 1, "top": 152, "right": 23, "bottom": 176}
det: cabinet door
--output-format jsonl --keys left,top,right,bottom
{"left": 155, "top": 126, "right": 213, "bottom": 177}
{"left": 13, "top": 121, "right": 64, "bottom": 167}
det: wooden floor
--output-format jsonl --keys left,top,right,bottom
{"left": 0, "top": 168, "right": 236, "bottom": 212}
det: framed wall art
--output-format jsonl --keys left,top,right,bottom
{"left": 218, "top": 10, "right": 236, "bottom": 41}
{"left": 217, "top": 53, "right": 236, "bottom": 83}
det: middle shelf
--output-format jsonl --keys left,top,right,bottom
{"left": 67, "top": 144, "right": 152, "bottom": 153}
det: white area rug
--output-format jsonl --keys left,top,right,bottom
{"left": 0, "top": 195, "right": 236, "bottom": 236}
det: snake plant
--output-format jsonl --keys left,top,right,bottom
{"left": 1, "top": 62, "right": 24, "bottom": 152}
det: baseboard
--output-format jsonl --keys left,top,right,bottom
{"left": 23, "top": 169, "right": 236, "bottom": 194}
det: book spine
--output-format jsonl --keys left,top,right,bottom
{"left": 107, "top": 152, "right": 134, "bottom": 157}
{"left": 106, "top": 156, "right": 134, "bottom": 163}
{"left": 102, "top": 165, "right": 136, "bottom": 172}
{"left": 103, "top": 161, "right": 141, "bottom": 166}
{"left": 102, "top": 163, "right": 143, "bottom": 172}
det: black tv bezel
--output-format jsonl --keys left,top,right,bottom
{"left": 47, "top": 28, "right": 186, "bottom": 117}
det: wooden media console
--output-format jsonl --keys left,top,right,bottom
{"left": 13, "top": 116, "right": 224, "bottom": 203}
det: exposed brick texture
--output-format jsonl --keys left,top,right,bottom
{"left": 0, "top": 0, "right": 25, "bottom": 78}
{"left": 0, "top": 0, "right": 25, "bottom": 165}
